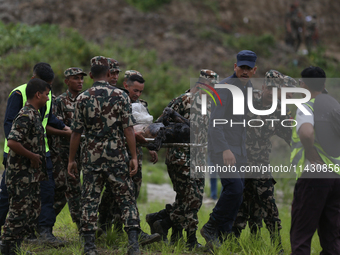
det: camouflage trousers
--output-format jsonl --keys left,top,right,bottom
{"left": 81, "top": 165, "right": 140, "bottom": 233}
{"left": 167, "top": 164, "right": 205, "bottom": 232}
{"left": 98, "top": 147, "right": 143, "bottom": 227}
{"left": 2, "top": 182, "right": 40, "bottom": 241}
{"left": 52, "top": 148, "right": 81, "bottom": 226}
{"left": 98, "top": 162, "right": 142, "bottom": 227}
{"left": 233, "top": 177, "right": 282, "bottom": 234}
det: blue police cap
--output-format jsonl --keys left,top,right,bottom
{"left": 236, "top": 50, "right": 257, "bottom": 68}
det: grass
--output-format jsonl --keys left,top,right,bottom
{"left": 19, "top": 198, "right": 324, "bottom": 254}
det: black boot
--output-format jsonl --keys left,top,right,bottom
{"left": 37, "top": 225, "right": 65, "bottom": 247}
{"left": 186, "top": 230, "right": 202, "bottom": 250}
{"left": 231, "top": 226, "right": 243, "bottom": 238}
{"left": 83, "top": 232, "right": 97, "bottom": 255}
{"left": 1, "top": 239, "right": 30, "bottom": 255}
{"left": 138, "top": 230, "right": 161, "bottom": 246}
{"left": 0, "top": 240, "right": 11, "bottom": 255}
{"left": 146, "top": 204, "right": 172, "bottom": 234}
{"left": 200, "top": 215, "right": 221, "bottom": 249}
{"left": 170, "top": 225, "right": 183, "bottom": 245}
{"left": 127, "top": 229, "right": 141, "bottom": 255}
{"left": 153, "top": 215, "right": 172, "bottom": 242}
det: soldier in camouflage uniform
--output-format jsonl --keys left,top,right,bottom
{"left": 147, "top": 70, "right": 218, "bottom": 250}
{"left": 232, "top": 70, "right": 295, "bottom": 252}
{"left": 52, "top": 67, "right": 87, "bottom": 229}
{"left": 1, "top": 79, "right": 51, "bottom": 254}
{"left": 108, "top": 58, "right": 121, "bottom": 87}
{"left": 98, "top": 71, "right": 160, "bottom": 246}
{"left": 67, "top": 56, "right": 143, "bottom": 255}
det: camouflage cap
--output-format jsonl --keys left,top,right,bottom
{"left": 64, "top": 67, "right": 87, "bottom": 78}
{"left": 108, "top": 58, "right": 121, "bottom": 72}
{"left": 124, "top": 70, "right": 143, "bottom": 79}
{"left": 90, "top": 56, "right": 110, "bottom": 67}
{"left": 200, "top": 69, "right": 219, "bottom": 84}
{"left": 283, "top": 75, "right": 297, "bottom": 87}
{"left": 264, "top": 70, "right": 284, "bottom": 87}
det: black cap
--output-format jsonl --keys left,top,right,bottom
{"left": 236, "top": 50, "right": 257, "bottom": 68}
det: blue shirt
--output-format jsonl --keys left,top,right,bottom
{"left": 208, "top": 72, "right": 252, "bottom": 159}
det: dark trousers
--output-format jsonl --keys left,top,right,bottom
{"left": 210, "top": 153, "right": 246, "bottom": 234}
{"left": 38, "top": 156, "right": 56, "bottom": 227}
{"left": 290, "top": 172, "right": 340, "bottom": 255}
{"left": 0, "top": 170, "right": 9, "bottom": 228}
{"left": 0, "top": 156, "right": 56, "bottom": 229}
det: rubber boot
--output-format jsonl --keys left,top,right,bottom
{"left": 146, "top": 204, "right": 172, "bottom": 234}
{"left": 127, "top": 229, "right": 141, "bottom": 255}
{"left": 200, "top": 215, "right": 221, "bottom": 249}
{"left": 231, "top": 226, "right": 243, "bottom": 238}
{"left": 170, "top": 225, "right": 183, "bottom": 245}
{"left": 38, "top": 225, "right": 65, "bottom": 247}
{"left": 138, "top": 229, "right": 161, "bottom": 246}
{"left": 153, "top": 215, "right": 172, "bottom": 242}
{"left": 1, "top": 239, "right": 30, "bottom": 255}
{"left": 83, "top": 232, "right": 97, "bottom": 255}
{"left": 186, "top": 230, "right": 202, "bottom": 250}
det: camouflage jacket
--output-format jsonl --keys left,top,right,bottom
{"left": 72, "top": 81, "right": 133, "bottom": 169}
{"left": 157, "top": 90, "right": 191, "bottom": 166}
{"left": 6, "top": 102, "right": 47, "bottom": 184}
{"left": 55, "top": 90, "right": 79, "bottom": 148}
{"left": 190, "top": 91, "right": 210, "bottom": 178}
{"left": 246, "top": 95, "right": 292, "bottom": 165}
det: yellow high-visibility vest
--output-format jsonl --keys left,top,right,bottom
{"left": 290, "top": 98, "right": 340, "bottom": 178}
{"left": 4, "top": 84, "right": 51, "bottom": 154}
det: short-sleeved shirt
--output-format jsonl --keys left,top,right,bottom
{"left": 246, "top": 95, "right": 292, "bottom": 165}
{"left": 6, "top": 102, "right": 47, "bottom": 184}
{"left": 72, "top": 81, "right": 134, "bottom": 170}
{"left": 296, "top": 107, "right": 314, "bottom": 133}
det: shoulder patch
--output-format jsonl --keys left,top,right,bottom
{"left": 15, "top": 91, "right": 22, "bottom": 96}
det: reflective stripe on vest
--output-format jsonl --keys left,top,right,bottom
{"left": 290, "top": 98, "right": 340, "bottom": 178}
{"left": 3, "top": 84, "right": 51, "bottom": 154}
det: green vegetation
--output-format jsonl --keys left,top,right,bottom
{"left": 223, "top": 33, "right": 276, "bottom": 58}
{"left": 0, "top": 21, "right": 196, "bottom": 119}
{"left": 125, "top": 0, "right": 171, "bottom": 12}
{"left": 20, "top": 200, "right": 323, "bottom": 254}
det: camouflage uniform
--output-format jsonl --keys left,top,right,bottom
{"left": 53, "top": 89, "right": 82, "bottom": 225}
{"left": 98, "top": 98, "right": 148, "bottom": 228}
{"left": 233, "top": 70, "right": 293, "bottom": 238}
{"left": 157, "top": 90, "right": 205, "bottom": 232}
{"left": 72, "top": 78, "right": 139, "bottom": 233}
{"left": 2, "top": 102, "right": 47, "bottom": 241}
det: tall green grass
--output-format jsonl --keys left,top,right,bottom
{"left": 21, "top": 200, "right": 323, "bottom": 254}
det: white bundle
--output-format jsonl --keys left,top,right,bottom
{"left": 132, "top": 102, "right": 153, "bottom": 124}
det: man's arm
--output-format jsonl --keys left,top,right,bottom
{"left": 8, "top": 139, "right": 42, "bottom": 168}
{"left": 67, "top": 132, "right": 81, "bottom": 179}
{"left": 298, "top": 123, "right": 324, "bottom": 165}
{"left": 46, "top": 125, "right": 72, "bottom": 138}
{"left": 4, "top": 92, "right": 23, "bottom": 138}
{"left": 124, "top": 126, "right": 138, "bottom": 177}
